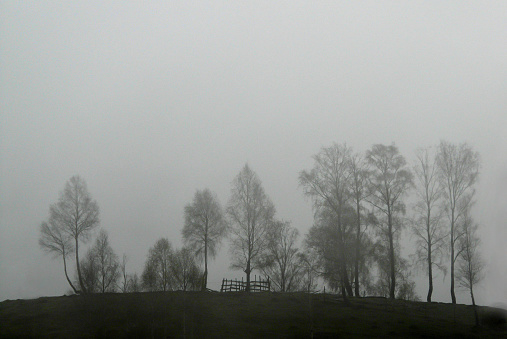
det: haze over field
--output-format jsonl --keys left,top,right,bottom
{"left": 1, "top": 1, "right": 506, "bottom": 305}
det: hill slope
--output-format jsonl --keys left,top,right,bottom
{"left": 1, "top": 292, "right": 506, "bottom": 338}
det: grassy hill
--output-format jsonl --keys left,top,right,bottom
{"left": 1, "top": 291, "right": 506, "bottom": 338}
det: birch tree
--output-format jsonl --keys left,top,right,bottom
{"left": 79, "top": 229, "right": 120, "bottom": 293}
{"left": 299, "top": 143, "right": 355, "bottom": 297}
{"left": 142, "top": 238, "right": 174, "bottom": 291}
{"left": 182, "top": 189, "right": 226, "bottom": 290}
{"left": 171, "top": 247, "right": 203, "bottom": 291}
{"left": 366, "top": 143, "right": 413, "bottom": 299}
{"left": 349, "top": 152, "right": 371, "bottom": 296}
{"left": 39, "top": 220, "right": 79, "bottom": 293}
{"left": 44, "top": 175, "right": 99, "bottom": 293}
{"left": 257, "top": 220, "right": 303, "bottom": 292}
{"left": 411, "top": 147, "right": 447, "bottom": 302}
{"left": 227, "top": 164, "right": 276, "bottom": 292}
{"left": 92, "top": 230, "right": 120, "bottom": 293}
{"left": 436, "top": 141, "right": 479, "bottom": 304}
{"left": 118, "top": 254, "right": 129, "bottom": 293}
{"left": 456, "top": 205, "right": 484, "bottom": 325}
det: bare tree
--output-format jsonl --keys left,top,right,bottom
{"left": 297, "top": 251, "right": 319, "bottom": 293}
{"left": 257, "top": 220, "right": 303, "bottom": 292}
{"left": 80, "top": 249, "right": 99, "bottom": 293}
{"left": 349, "top": 152, "right": 371, "bottom": 296}
{"left": 92, "top": 230, "right": 120, "bottom": 293}
{"left": 299, "top": 143, "right": 355, "bottom": 297}
{"left": 78, "top": 230, "right": 120, "bottom": 293}
{"left": 227, "top": 164, "right": 276, "bottom": 292}
{"left": 436, "top": 141, "right": 480, "bottom": 304}
{"left": 366, "top": 143, "right": 413, "bottom": 299}
{"left": 182, "top": 189, "right": 226, "bottom": 290}
{"left": 171, "top": 247, "right": 203, "bottom": 291}
{"left": 456, "top": 205, "right": 484, "bottom": 326}
{"left": 411, "top": 147, "right": 447, "bottom": 302}
{"left": 142, "top": 238, "right": 174, "bottom": 291}
{"left": 48, "top": 176, "right": 100, "bottom": 293}
{"left": 118, "top": 254, "right": 129, "bottom": 293}
{"left": 39, "top": 220, "right": 79, "bottom": 294}
{"left": 127, "top": 273, "right": 141, "bottom": 292}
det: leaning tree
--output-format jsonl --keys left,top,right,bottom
{"left": 39, "top": 219, "right": 78, "bottom": 293}
{"left": 39, "top": 175, "right": 100, "bottom": 293}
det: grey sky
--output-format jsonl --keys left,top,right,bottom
{"left": 1, "top": 1, "right": 506, "bottom": 305}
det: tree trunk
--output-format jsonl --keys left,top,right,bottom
{"left": 427, "top": 248, "right": 433, "bottom": 302}
{"left": 102, "top": 268, "right": 106, "bottom": 293}
{"left": 341, "top": 278, "right": 351, "bottom": 306}
{"left": 245, "top": 260, "right": 251, "bottom": 292}
{"left": 354, "top": 200, "right": 361, "bottom": 297}
{"left": 471, "top": 287, "right": 479, "bottom": 326}
{"left": 427, "top": 216, "right": 433, "bottom": 302}
{"left": 388, "top": 208, "right": 396, "bottom": 299}
{"left": 75, "top": 237, "right": 87, "bottom": 293}
{"left": 450, "top": 209, "right": 456, "bottom": 304}
{"left": 343, "top": 266, "right": 353, "bottom": 297}
{"left": 202, "top": 234, "right": 208, "bottom": 291}
{"left": 337, "top": 209, "right": 353, "bottom": 297}
{"left": 281, "top": 269, "right": 286, "bottom": 293}
{"left": 62, "top": 252, "right": 78, "bottom": 294}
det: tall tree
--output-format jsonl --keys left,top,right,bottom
{"left": 436, "top": 141, "right": 479, "bottom": 304}
{"left": 411, "top": 147, "right": 447, "bottom": 302}
{"left": 257, "top": 220, "right": 303, "bottom": 292}
{"left": 456, "top": 205, "right": 484, "bottom": 326}
{"left": 299, "top": 143, "right": 355, "bottom": 297}
{"left": 349, "top": 152, "right": 371, "bottom": 296}
{"left": 39, "top": 220, "right": 79, "bottom": 294}
{"left": 366, "top": 143, "right": 413, "bottom": 299}
{"left": 142, "top": 238, "right": 174, "bottom": 291}
{"left": 182, "top": 189, "right": 226, "bottom": 290}
{"left": 46, "top": 176, "right": 100, "bottom": 293}
{"left": 227, "top": 164, "right": 276, "bottom": 292}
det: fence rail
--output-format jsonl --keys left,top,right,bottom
{"left": 220, "top": 276, "right": 270, "bottom": 292}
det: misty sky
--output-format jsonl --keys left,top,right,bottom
{"left": 1, "top": 1, "right": 506, "bottom": 305}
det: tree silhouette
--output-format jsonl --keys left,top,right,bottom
{"left": 182, "top": 189, "right": 226, "bottom": 290}
{"left": 227, "top": 164, "right": 275, "bottom": 292}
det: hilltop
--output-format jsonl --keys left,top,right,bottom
{"left": 1, "top": 292, "right": 506, "bottom": 338}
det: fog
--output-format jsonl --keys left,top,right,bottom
{"left": 1, "top": 2, "right": 506, "bottom": 305}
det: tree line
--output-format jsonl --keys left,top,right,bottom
{"left": 39, "top": 141, "right": 483, "bottom": 311}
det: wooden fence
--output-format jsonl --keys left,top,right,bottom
{"left": 220, "top": 276, "right": 270, "bottom": 292}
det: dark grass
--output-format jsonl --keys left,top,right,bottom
{"left": 1, "top": 292, "right": 506, "bottom": 338}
